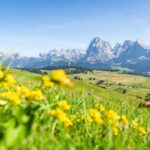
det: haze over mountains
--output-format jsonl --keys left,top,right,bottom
{"left": 1, "top": 37, "right": 150, "bottom": 75}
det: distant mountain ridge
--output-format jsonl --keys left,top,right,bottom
{"left": 1, "top": 37, "right": 150, "bottom": 75}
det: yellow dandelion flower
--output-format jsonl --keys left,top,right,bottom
{"left": 89, "top": 108, "right": 100, "bottom": 118}
{"left": 120, "top": 115, "right": 129, "bottom": 125}
{"left": 0, "top": 70, "right": 4, "bottom": 79}
{"left": 99, "top": 104, "right": 105, "bottom": 112}
{"left": 0, "top": 92, "right": 20, "bottom": 104}
{"left": 50, "top": 108, "right": 73, "bottom": 127}
{"left": 138, "top": 126, "right": 147, "bottom": 135}
{"left": 42, "top": 76, "right": 50, "bottom": 81}
{"left": 4, "top": 74, "right": 16, "bottom": 85}
{"left": 42, "top": 76, "right": 54, "bottom": 88}
{"left": 87, "top": 115, "right": 93, "bottom": 122}
{"left": 59, "top": 78, "right": 73, "bottom": 88}
{"left": 94, "top": 117, "right": 103, "bottom": 124}
{"left": 51, "top": 70, "right": 67, "bottom": 82}
{"left": 64, "top": 118, "right": 73, "bottom": 128}
{"left": 106, "top": 110, "right": 120, "bottom": 123}
{"left": 50, "top": 108, "right": 67, "bottom": 122}
{"left": 26, "top": 90, "right": 43, "bottom": 101}
{"left": 50, "top": 70, "right": 73, "bottom": 87}
{"left": 16, "top": 85, "right": 30, "bottom": 98}
{"left": 113, "top": 126, "right": 118, "bottom": 136}
{"left": 131, "top": 120, "right": 138, "bottom": 127}
{"left": 89, "top": 108, "right": 103, "bottom": 124}
{"left": 8, "top": 93, "right": 20, "bottom": 104}
{"left": 58, "top": 100, "right": 70, "bottom": 110}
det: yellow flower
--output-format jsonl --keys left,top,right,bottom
{"left": 64, "top": 118, "right": 73, "bottom": 128}
{"left": 89, "top": 108, "right": 100, "bottom": 118}
{"left": 50, "top": 108, "right": 67, "bottom": 121}
{"left": 113, "top": 126, "right": 118, "bottom": 136}
{"left": 50, "top": 108, "right": 73, "bottom": 127}
{"left": 89, "top": 108, "right": 103, "bottom": 124}
{"left": 138, "top": 126, "right": 147, "bottom": 135}
{"left": 9, "top": 93, "right": 20, "bottom": 104}
{"left": 106, "top": 110, "right": 119, "bottom": 125}
{"left": 94, "top": 117, "right": 103, "bottom": 124}
{"left": 59, "top": 78, "right": 73, "bottom": 88}
{"left": 26, "top": 90, "right": 43, "bottom": 101}
{"left": 50, "top": 70, "right": 73, "bottom": 88}
{"left": 0, "top": 70, "right": 4, "bottom": 79}
{"left": 87, "top": 115, "right": 93, "bottom": 122}
{"left": 4, "top": 74, "right": 16, "bottom": 85}
{"left": 0, "top": 82, "right": 9, "bottom": 89}
{"left": 98, "top": 104, "right": 105, "bottom": 112}
{"left": 58, "top": 100, "right": 70, "bottom": 110}
{"left": 42, "top": 76, "right": 50, "bottom": 82}
{"left": 42, "top": 76, "right": 54, "bottom": 88}
{"left": 51, "top": 70, "right": 67, "bottom": 81}
{"left": 0, "top": 92, "right": 20, "bottom": 104}
{"left": 120, "top": 115, "right": 129, "bottom": 125}
{"left": 16, "top": 85, "right": 30, "bottom": 98}
{"left": 131, "top": 120, "right": 138, "bottom": 127}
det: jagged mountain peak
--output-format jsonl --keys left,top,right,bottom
{"left": 122, "top": 40, "right": 133, "bottom": 49}
{"left": 1, "top": 37, "right": 150, "bottom": 75}
{"left": 113, "top": 43, "right": 122, "bottom": 49}
{"left": 112, "top": 43, "right": 123, "bottom": 58}
{"left": 84, "top": 37, "right": 112, "bottom": 63}
{"left": 89, "top": 37, "right": 112, "bottom": 50}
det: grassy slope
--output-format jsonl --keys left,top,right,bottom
{"left": 3, "top": 68, "right": 150, "bottom": 149}
{"left": 11, "top": 68, "right": 150, "bottom": 127}
{"left": 10, "top": 69, "right": 150, "bottom": 128}
{"left": 71, "top": 71, "right": 150, "bottom": 128}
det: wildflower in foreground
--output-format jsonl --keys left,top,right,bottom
{"left": 98, "top": 104, "right": 105, "bottom": 112}
{"left": 50, "top": 70, "right": 73, "bottom": 88}
{"left": 0, "top": 91, "right": 20, "bottom": 104}
{"left": 50, "top": 108, "right": 73, "bottom": 127}
{"left": 4, "top": 74, "right": 16, "bottom": 85}
{"left": 131, "top": 120, "right": 139, "bottom": 127}
{"left": 51, "top": 70, "right": 67, "bottom": 81}
{"left": 120, "top": 115, "right": 129, "bottom": 125}
{"left": 42, "top": 76, "right": 54, "bottom": 88}
{"left": 138, "top": 126, "right": 147, "bottom": 135}
{"left": 113, "top": 126, "right": 118, "bottom": 136}
{"left": 58, "top": 100, "right": 70, "bottom": 110}
{"left": 89, "top": 108, "right": 103, "bottom": 124}
{"left": 131, "top": 120, "right": 147, "bottom": 135}
{"left": 106, "top": 110, "right": 120, "bottom": 125}
{"left": 0, "top": 70, "right": 4, "bottom": 79}
{"left": 26, "top": 90, "right": 43, "bottom": 101}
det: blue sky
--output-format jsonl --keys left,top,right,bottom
{"left": 0, "top": 0, "right": 150, "bottom": 56}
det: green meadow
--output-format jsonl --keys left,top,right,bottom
{"left": 0, "top": 68, "right": 150, "bottom": 150}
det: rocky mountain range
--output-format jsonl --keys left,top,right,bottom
{"left": 1, "top": 37, "right": 150, "bottom": 75}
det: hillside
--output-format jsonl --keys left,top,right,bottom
{"left": 0, "top": 69, "right": 150, "bottom": 149}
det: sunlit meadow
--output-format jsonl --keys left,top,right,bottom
{"left": 0, "top": 68, "right": 149, "bottom": 150}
